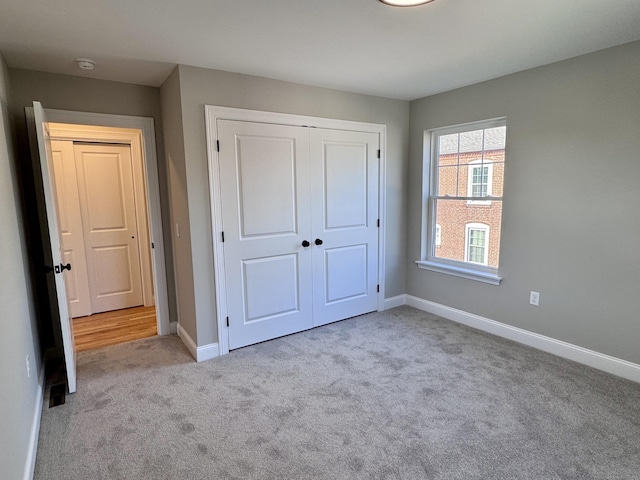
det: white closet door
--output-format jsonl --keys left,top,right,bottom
{"left": 310, "top": 129, "right": 379, "bottom": 326}
{"left": 74, "top": 143, "right": 143, "bottom": 313}
{"left": 218, "top": 120, "right": 313, "bottom": 350}
{"left": 51, "top": 140, "right": 92, "bottom": 318}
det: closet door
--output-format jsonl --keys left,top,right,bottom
{"left": 310, "top": 129, "right": 379, "bottom": 326}
{"left": 218, "top": 120, "right": 313, "bottom": 350}
{"left": 74, "top": 143, "right": 144, "bottom": 313}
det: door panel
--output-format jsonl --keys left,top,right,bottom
{"left": 218, "top": 120, "right": 313, "bottom": 350}
{"left": 51, "top": 140, "right": 91, "bottom": 318}
{"left": 74, "top": 143, "right": 143, "bottom": 313}
{"left": 92, "top": 245, "right": 137, "bottom": 295}
{"left": 237, "top": 135, "right": 298, "bottom": 238}
{"left": 311, "top": 129, "right": 379, "bottom": 327}
{"left": 324, "top": 142, "right": 368, "bottom": 229}
{"left": 243, "top": 254, "right": 300, "bottom": 322}
{"left": 324, "top": 244, "right": 368, "bottom": 303}
{"left": 32, "top": 102, "right": 77, "bottom": 393}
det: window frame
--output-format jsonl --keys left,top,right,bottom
{"left": 416, "top": 117, "right": 505, "bottom": 285}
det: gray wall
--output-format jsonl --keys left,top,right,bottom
{"left": 407, "top": 41, "right": 640, "bottom": 364}
{"left": 163, "top": 65, "right": 410, "bottom": 346}
{"left": 160, "top": 68, "right": 197, "bottom": 341}
{"left": 9, "top": 69, "right": 178, "bottom": 332}
{"left": 0, "top": 54, "right": 42, "bottom": 480}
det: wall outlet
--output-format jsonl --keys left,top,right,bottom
{"left": 529, "top": 291, "right": 540, "bottom": 306}
{"left": 26, "top": 355, "right": 31, "bottom": 378}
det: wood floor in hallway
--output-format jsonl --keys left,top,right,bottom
{"left": 72, "top": 305, "right": 157, "bottom": 352}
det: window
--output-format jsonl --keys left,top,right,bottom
{"left": 467, "top": 161, "right": 492, "bottom": 205}
{"left": 417, "top": 118, "right": 506, "bottom": 285}
{"left": 465, "top": 223, "right": 489, "bottom": 265}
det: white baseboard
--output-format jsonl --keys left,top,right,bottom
{"left": 389, "top": 294, "right": 640, "bottom": 383}
{"left": 383, "top": 295, "right": 407, "bottom": 310}
{"left": 177, "top": 324, "right": 220, "bottom": 362}
{"left": 24, "top": 366, "right": 44, "bottom": 480}
{"left": 169, "top": 321, "right": 178, "bottom": 335}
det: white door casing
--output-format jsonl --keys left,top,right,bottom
{"left": 310, "top": 128, "right": 379, "bottom": 327}
{"left": 51, "top": 140, "right": 92, "bottom": 318}
{"left": 33, "top": 102, "right": 77, "bottom": 393}
{"left": 74, "top": 143, "right": 144, "bottom": 313}
{"left": 215, "top": 117, "right": 381, "bottom": 350}
{"left": 218, "top": 120, "right": 314, "bottom": 350}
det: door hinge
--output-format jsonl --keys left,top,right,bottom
{"left": 226, "top": 316, "right": 229, "bottom": 327}
{"left": 216, "top": 140, "right": 220, "bottom": 152}
{"left": 377, "top": 219, "right": 380, "bottom": 228}
{"left": 377, "top": 149, "right": 380, "bottom": 159}
{"left": 377, "top": 284, "right": 380, "bottom": 293}
{"left": 151, "top": 242, "right": 155, "bottom": 249}
{"left": 221, "top": 231, "right": 225, "bottom": 242}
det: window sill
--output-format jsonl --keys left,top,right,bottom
{"left": 415, "top": 260, "right": 502, "bottom": 285}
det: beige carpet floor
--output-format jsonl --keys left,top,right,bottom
{"left": 34, "top": 306, "right": 640, "bottom": 479}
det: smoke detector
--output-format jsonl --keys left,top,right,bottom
{"left": 75, "top": 58, "right": 96, "bottom": 70}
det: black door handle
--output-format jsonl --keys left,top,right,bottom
{"left": 302, "top": 240, "right": 310, "bottom": 247}
{"left": 315, "top": 238, "right": 323, "bottom": 246}
{"left": 54, "top": 263, "right": 72, "bottom": 274}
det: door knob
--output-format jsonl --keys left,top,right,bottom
{"left": 54, "top": 263, "right": 72, "bottom": 274}
{"left": 302, "top": 240, "right": 310, "bottom": 247}
{"left": 315, "top": 238, "right": 323, "bottom": 246}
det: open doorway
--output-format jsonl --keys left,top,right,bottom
{"left": 29, "top": 107, "right": 171, "bottom": 349}
{"left": 49, "top": 123, "right": 158, "bottom": 351}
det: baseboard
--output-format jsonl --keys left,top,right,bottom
{"left": 23, "top": 366, "right": 44, "bottom": 480}
{"left": 169, "top": 321, "right": 178, "bottom": 335}
{"left": 383, "top": 295, "right": 407, "bottom": 310}
{"left": 397, "top": 294, "right": 640, "bottom": 383}
{"left": 177, "top": 324, "right": 220, "bottom": 362}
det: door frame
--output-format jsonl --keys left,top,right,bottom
{"left": 27, "top": 108, "right": 171, "bottom": 336}
{"left": 49, "top": 125, "right": 155, "bottom": 311}
{"left": 205, "top": 105, "right": 387, "bottom": 356}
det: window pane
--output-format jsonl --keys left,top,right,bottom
{"left": 459, "top": 129, "right": 484, "bottom": 153}
{"left": 433, "top": 199, "right": 502, "bottom": 268}
{"left": 490, "top": 160, "right": 504, "bottom": 197}
{"left": 437, "top": 165, "right": 460, "bottom": 197}
{"left": 438, "top": 133, "right": 459, "bottom": 155}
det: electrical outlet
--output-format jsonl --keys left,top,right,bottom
{"left": 529, "top": 291, "right": 540, "bottom": 306}
{"left": 26, "top": 355, "right": 31, "bottom": 378}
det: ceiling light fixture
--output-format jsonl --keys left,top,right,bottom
{"left": 379, "top": 0, "right": 435, "bottom": 6}
{"left": 75, "top": 58, "right": 96, "bottom": 70}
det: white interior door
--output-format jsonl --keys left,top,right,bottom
{"left": 218, "top": 120, "right": 313, "bottom": 350}
{"left": 33, "top": 102, "right": 77, "bottom": 393}
{"left": 74, "top": 143, "right": 143, "bottom": 313}
{"left": 310, "top": 129, "right": 379, "bottom": 326}
{"left": 51, "top": 140, "right": 92, "bottom": 318}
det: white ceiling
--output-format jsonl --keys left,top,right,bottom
{"left": 1, "top": 0, "right": 640, "bottom": 100}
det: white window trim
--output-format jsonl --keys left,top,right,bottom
{"left": 466, "top": 160, "right": 492, "bottom": 205}
{"left": 464, "top": 223, "right": 489, "bottom": 265}
{"left": 417, "top": 117, "right": 505, "bottom": 285}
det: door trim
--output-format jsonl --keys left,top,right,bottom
{"left": 205, "top": 105, "right": 387, "bottom": 356}
{"left": 27, "top": 108, "right": 171, "bottom": 336}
